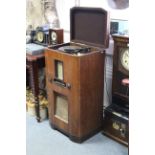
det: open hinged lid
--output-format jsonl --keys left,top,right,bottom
{"left": 70, "top": 7, "right": 110, "bottom": 49}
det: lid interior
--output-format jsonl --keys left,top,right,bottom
{"left": 70, "top": 7, "right": 109, "bottom": 48}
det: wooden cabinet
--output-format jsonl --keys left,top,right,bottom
{"left": 102, "top": 104, "right": 129, "bottom": 146}
{"left": 45, "top": 6, "right": 109, "bottom": 142}
{"left": 45, "top": 47, "right": 105, "bottom": 142}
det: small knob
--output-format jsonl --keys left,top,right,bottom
{"left": 66, "top": 83, "right": 71, "bottom": 89}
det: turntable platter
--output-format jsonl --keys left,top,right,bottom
{"left": 58, "top": 46, "right": 82, "bottom": 53}
{"left": 58, "top": 46, "right": 91, "bottom": 54}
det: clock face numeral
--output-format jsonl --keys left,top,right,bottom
{"left": 36, "top": 31, "right": 44, "bottom": 42}
{"left": 51, "top": 31, "right": 57, "bottom": 42}
{"left": 120, "top": 48, "right": 129, "bottom": 71}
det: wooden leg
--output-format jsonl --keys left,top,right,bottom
{"left": 29, "top": 60, "right": 40, "bottom": 122}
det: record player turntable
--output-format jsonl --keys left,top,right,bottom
{"left": 45, "top": 7, "right": 109, "bottom": 143}
{"left": 58, "top": 45, "right": 91, "bottom": 54}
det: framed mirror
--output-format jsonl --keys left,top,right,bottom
{"left": 110, "top": 19, "right": 128, "bottom": 35}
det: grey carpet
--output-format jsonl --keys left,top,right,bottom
{"left": 26, "top": 114, "right": 128, "bottom": 155}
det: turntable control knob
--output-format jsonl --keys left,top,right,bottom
{"left": 66, "top": 83, "right": 71, "bottom": 89}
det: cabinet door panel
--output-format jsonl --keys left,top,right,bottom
{"left": 45, "top": 50, "right": 80, "bottom": 133}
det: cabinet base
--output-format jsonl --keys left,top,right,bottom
{"left": 50, "top": 122, "right": 102, "bottom": 143}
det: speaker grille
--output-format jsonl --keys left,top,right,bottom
{"left": 54, "top": 93, "right": 68, "bottom": 123}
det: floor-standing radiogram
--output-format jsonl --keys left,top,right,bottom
{"left": 45, "top": 7, "right": 109, "bottom": 142}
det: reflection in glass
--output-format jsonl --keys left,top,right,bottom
{"left": 110, "top": 19, "right": 128, "bottom": 35}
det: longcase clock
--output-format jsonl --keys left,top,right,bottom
{"left": 112, "top": 35, "right": 129, "bottom": 106}
{"left": 102, "top": 35, "right": 129, "bottom": 146}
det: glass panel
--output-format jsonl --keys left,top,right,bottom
{"left": 110, "top": 19, "right": 128, "bottom": 35}
{"left": 54, "top": 93, "right": 68, "bottom": 123}
{"left": 55, "top": 60, "right": 63, "bottom": 80}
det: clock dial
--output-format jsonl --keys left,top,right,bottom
{"left": 51, "top": 31, "right": 57, "bottom": 41}
{"left": 36, "top": 31, "right": 44, "bottom": 42}
{"left": 56, "top": 61, "right": 63, "bottom": 80}
{"left": 120, "top": 48, "right": 129, "bottom": 71}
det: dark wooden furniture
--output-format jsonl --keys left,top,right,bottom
{"left": 45, "top": 7, "right": 109, "bottom": 143}
{"left": 103, "top": 103, "right": 129, "bottom": 146}
{"left": 26, "top": 53, "right": 45, "bottom": 122}
{"left": 33, "top": 27, "right": 63, "bottom": 47}
{"left": 112, "top": 35, "right": 129, "bottom": 104}
{"left": 49, "top": 29, "right": 64, "bottom": 45}
{"left": 102, "top": 35, "right": 129, "bottom": 146}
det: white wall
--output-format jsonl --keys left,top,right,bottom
{"left": 56, "top": 0, "right": 77, "bottom": 42}
{"left": 26, "top": 0, "right": 46, "bottom": 30}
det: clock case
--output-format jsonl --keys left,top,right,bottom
{"left": 112, "top": 35, "right": 129, "bottom": 106}
{"left": 33, "top": 26, "right": 64, "bottom": 46}
{"left": 33, "top": 26, "right": 49, "bottom": 46}
{"left": 102, "top": 35, "right": 129, "bottom": 146}
{"left": 49, "top": 29, "right": 64, "bottom": 45}
{"left": 45, "top": 7, "right": 110, "bottom": 143}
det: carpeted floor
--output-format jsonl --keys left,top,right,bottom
{"left": 26, "top": 114, "right": 128, "bottom": 155}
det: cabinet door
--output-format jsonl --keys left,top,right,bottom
{"left": 45, "top": 49, "right": 80, "bottom": 134}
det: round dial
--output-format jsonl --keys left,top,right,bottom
{"left": 120, "top": 48, "right": 129, "bottom": 71}
{"left": 36, "top": 31, "right": 44, "bottom": 42}
{"left": 51, "top": 31, "right": 57, "bottom": 41}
